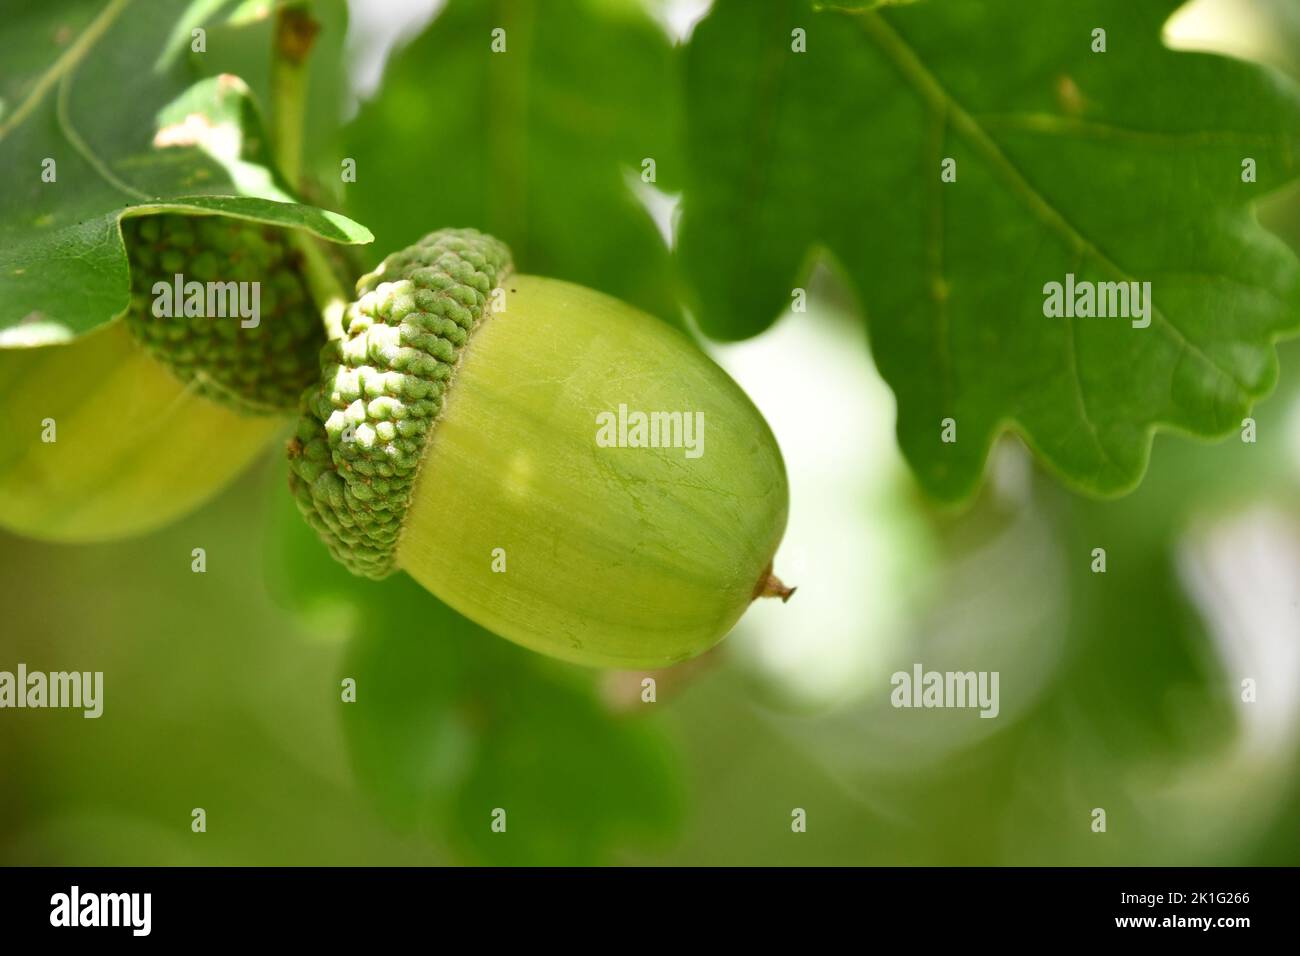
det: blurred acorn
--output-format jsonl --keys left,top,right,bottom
{"left": 0, "top": 214, "right": 324, "bottom": 542}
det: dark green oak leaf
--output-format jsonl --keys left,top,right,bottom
{"left": 0, "top": 0, "right": 369, "bottom": 343}
{"left": 678, "top": 0, "right": 1300, "bottom": 499}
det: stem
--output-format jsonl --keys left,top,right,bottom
{"left": 290, "top": 232, "right": 350, "bottom": 340}
{"left": 271, "top": 4, "right": 349, "bottom": 335}
{"left": 270, "top": 2, "right": 319, "bottom": 193}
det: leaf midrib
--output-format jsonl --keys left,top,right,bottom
{"left": 850, "top": 8, "right": 1252, "bottom": 406}
{"left": 0, "top": 0, "right": 134, "bottom": 143}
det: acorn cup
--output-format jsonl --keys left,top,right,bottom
{"left": 289, "top": 229, "right": 792, "bottom": 668}
{"left": 0, "top": 214, "right": 324, "bottom": 542}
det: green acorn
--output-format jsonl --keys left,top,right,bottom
{"left": 0, "top": 214, "right": 324, "bottom": 542}
{"left": 289, "top": 229, "right": 791, "bottom": 668}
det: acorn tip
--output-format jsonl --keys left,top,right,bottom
{"left": 757, "top": 572, "right": 796, "bottom": 603}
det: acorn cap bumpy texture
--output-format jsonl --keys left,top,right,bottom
{"left": 122, "top": 214, "right": 322, "bottom": 414}
{"left": 287, "top": 228, "right": 513, "bottom": 578}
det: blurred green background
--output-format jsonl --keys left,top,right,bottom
{"left": 1, "top": 0, "right": 1298, "bottom": 865}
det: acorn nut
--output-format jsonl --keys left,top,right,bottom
{"left": 288, "top": 228, "right": 791, "bottom": 668}
{"left": 0, "top": 213, "right": 324, "bottom": 542}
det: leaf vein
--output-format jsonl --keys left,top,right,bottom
{"left": 853, "top": 9, "right": 1251, "bottom": 403}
